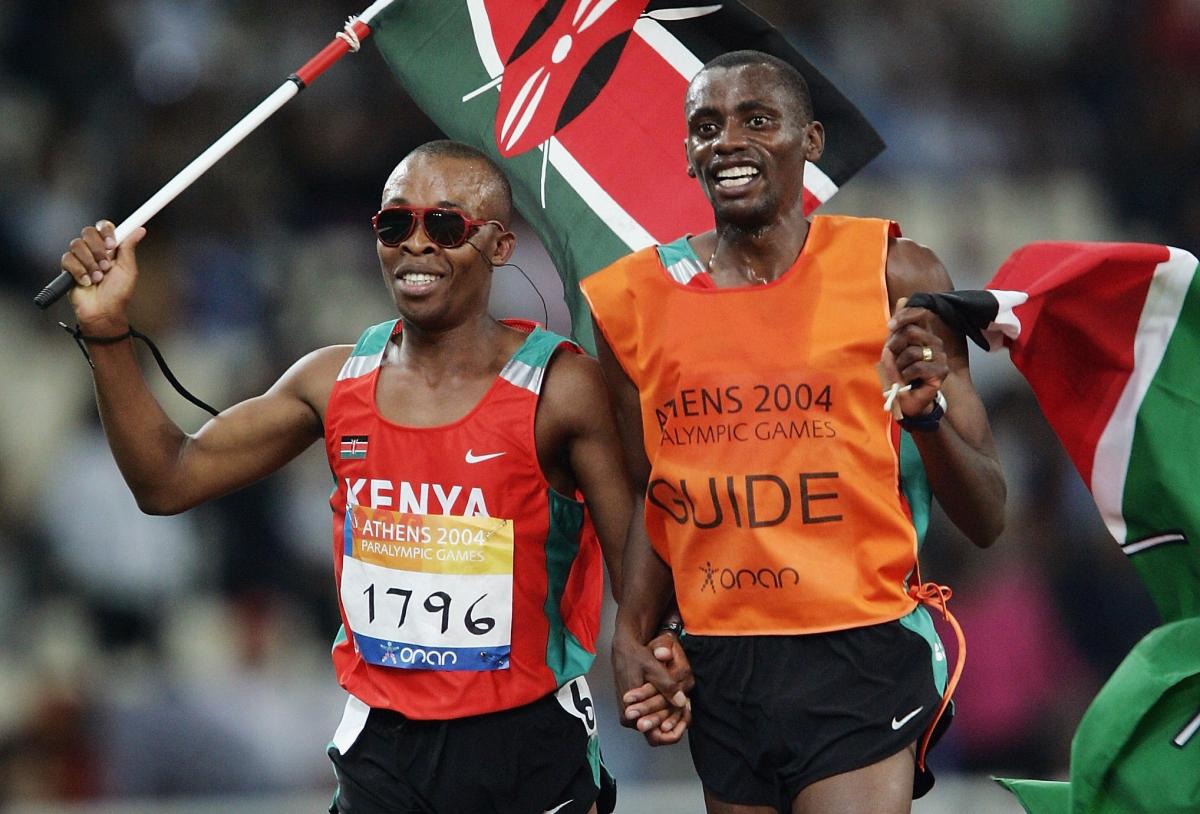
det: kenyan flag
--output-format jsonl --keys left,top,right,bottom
{"left": 912, "top": 242, "right": 1200, "bottom": 813}
{"left": 370, "top": 1, "right": 884, "bottom": 348}
{"left": 919, "top": 242, "right": 1200, "bottom": 624}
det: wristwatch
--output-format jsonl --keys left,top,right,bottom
{"left": 657, "top": 619, "right": 684, "bottom": 637}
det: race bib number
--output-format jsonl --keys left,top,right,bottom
{"left": 340, "top": 505, "right": 514, "bottom": 671}
{"left": 555, "top": 677, "right": 598, "bottom": 738}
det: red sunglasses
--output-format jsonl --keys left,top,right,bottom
{"left": 371, "top": 205, "right": 506, "bottom": 249}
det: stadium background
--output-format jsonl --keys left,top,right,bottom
{"left": 1, "top": 1, "right": 1197, "bottom": 811}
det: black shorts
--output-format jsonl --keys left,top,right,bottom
{"left": 681, "top": 609, "right": 951, "bottom": 811}
{"left": 328, "top": 677, "right": 615, "bottom": 814}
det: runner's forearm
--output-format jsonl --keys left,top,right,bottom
{"left": 912, "top": 397, "right": 1006, "bottom": 546}
{"left": 84, "top": 332, "right": 327, "bottom": 515}
{"left": 86, "top": 335, "right": 195, "bottom": 513}
{"left": 614, "top": 494, "right": 676, "bottom": 643}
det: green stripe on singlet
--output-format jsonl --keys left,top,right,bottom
{"left": 896, "top": 432, "right": 946, "bottom": 693}
{"left": 656, "top": 236, "right": 694, "bottom": 266}
{"left": 655, "top": 236, "right": 705, "bottom": 285}
{"left": 543, "top": 489, "right": 594, "bottom": 686}
{"left": 898, "top": 605, "right": 948, "bottom": 694}
{"left": 899, "top": 431, "right": 931, "bottom": 550}
{"left": 587, "top": 736, "right": 602, "bottom": 789}
{"left": 500, "top": 328, "right": 594, "bottom": 683}
{"left": 350, "top": 320, "right": 397, "bottom": 357}
{"left": 501, "top": 327, "right": 577, "bottom": 394}
{"left": 338, "top": 320, "right": 399, "bottom": 381}
{"left": 510, "top": 327, "right": 568, "bottom": 369}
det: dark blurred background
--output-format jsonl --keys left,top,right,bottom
{"left": 1, "top": 0, "right": 1195, "bottom": 810}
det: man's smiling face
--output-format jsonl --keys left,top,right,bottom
{"left": 685, "top": 62, "right": 823, "bottom": 230}
{"left": 376, "top": 153, "right": 511, "bottom": 329}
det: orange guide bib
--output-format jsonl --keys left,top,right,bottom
{"left": 583, "top": 215, "right": 919, "bottom": 635}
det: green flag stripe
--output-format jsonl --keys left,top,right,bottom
{"left": 531, "top": 156, "right": 639, "bottom": 346}
{"left": 1122, "top": 258, "right": 1200, "bottom": 537}
{"left": 1090, "top": 249, "right": 1199, "bottom": 543}
{"left": 1119, "top": 258, "right": 1200, "bottom": 621}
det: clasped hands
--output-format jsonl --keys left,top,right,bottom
{"left": 612, "top": 630, "right": 693, "bottom": 746}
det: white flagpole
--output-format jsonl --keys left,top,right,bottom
{"left": 34, "top": 0, "right": 398, "bottom": 309}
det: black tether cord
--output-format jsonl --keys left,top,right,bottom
{"left": 496, "top": 260, "right": 550, "bottom": 328}
{"left": 60, "top": 322, "right": 221, "bottom": 416}
{"left": 464, "top": 239, "right": 551, "bottom": 327}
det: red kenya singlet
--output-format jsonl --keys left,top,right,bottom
{"left": 325, "top": 320, "right": 603, "bottom": 719}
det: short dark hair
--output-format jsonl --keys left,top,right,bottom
{"left": 404, "top": 140, "right": 513, "bottom": 224}
{"left": 697, "top": 50, "right": 813, "bottom": 122}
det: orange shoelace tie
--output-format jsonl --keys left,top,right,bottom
{"left": 909, "top": 580, "right": 966, "bottom": 772}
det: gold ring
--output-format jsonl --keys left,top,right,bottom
{"left": 921, "top": 345, "right": 933, "bottom": 363}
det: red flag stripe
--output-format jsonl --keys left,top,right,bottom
{"left": 493, "top": 2, "right": 645, "bottom": 156}
{"left": 483, "top": 0, "right": 541, "bottom": 72}
{"left": 988, "top": 242, "right": 1170, "bottom": 485}
{"left": 472, "top": 1, "right": 655, "bottom": 249}
{"left": 555, "top": 33, "right": 712, "bottom": 242}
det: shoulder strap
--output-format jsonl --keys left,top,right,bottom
{"left": 499, "top": 327, "right": 579, "bottom": 395}
{"left": 336, "top": 320, "right": 399, "bottom": 381}
{"left": 656, "top": 236, "right": 705, "bottom": 285}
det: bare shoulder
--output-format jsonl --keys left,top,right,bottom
{"left": 280, "top": 344, "right": 353, "bottom": 385}
{"left": 273, "top": 344, "right": 354, "bottom": 411}
{"left": 886, "top": 235, "right": 954, "bottom": 305}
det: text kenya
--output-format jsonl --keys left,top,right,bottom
{"left": 345, "top": 478, "right": 490, "bottom": 517}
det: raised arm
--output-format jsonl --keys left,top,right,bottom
{"left": 61, "top": 220, "right": 342, "bottom": 515}
{"left": 884, "top": 237, "right": 1007, "bottom": 547}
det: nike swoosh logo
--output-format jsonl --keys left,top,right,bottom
{"left": 465, "top": 450, "right": 505, "bottom": 464}
{"left": 891, "top": 706, "right": 924, "bottom": 730}
{"left": 544, "top": 800, "right": 574, "bottom": 814}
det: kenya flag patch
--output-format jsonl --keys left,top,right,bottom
{"left": 340, "top": 435, "right": 369, "bottom": 460}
